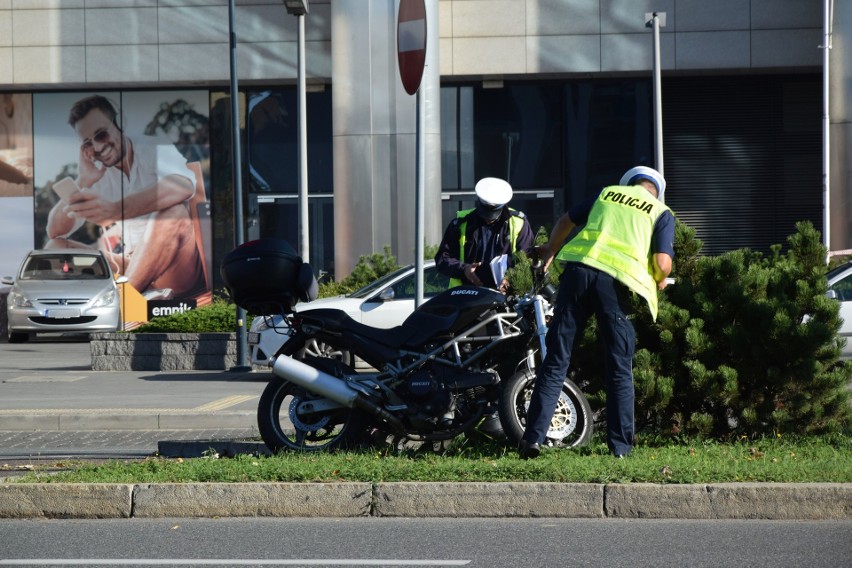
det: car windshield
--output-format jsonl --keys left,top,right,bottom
{"left": 827, "top": 263, "right": 852, "bottom": 282}
{"left": 348, "top": 265, "right": 414, "bottom": 299}
{"left": 20, "top": 254, "right": 109, "bottom": 281}
{"left": 828, "top": 263, "right": 852, "bottom": 301}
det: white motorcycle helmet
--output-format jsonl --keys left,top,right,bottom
{"left": 620, "top": 166, "right": 666, "bottom": 199}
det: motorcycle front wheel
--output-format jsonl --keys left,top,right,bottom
{"left": 498, "top": 369, "right": 593, "bottom": 448}
{"left": 257, "top": 375, "right": 365, "bottom": 453}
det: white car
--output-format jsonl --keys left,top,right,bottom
{"left": 248, "top": 260, "right": 449, "bottom": 365}
{"left": 827, "top": 261, "right": 852, "bottom": 360}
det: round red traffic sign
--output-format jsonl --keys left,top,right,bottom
{"left": 397, "top": 0, "right": 427, "bottom": 95}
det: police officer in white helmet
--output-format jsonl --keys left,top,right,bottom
{"left": 435, "top": 177, "right": 534, "bottom": 292}
{"left": 519, "top": 165, "right": 675, "bottom": 459}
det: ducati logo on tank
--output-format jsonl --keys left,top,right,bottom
{"left": 451, "top": 289, "right": 479, "bottom": 296}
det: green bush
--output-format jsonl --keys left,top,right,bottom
{"left": 130, "top": 298, "right": 237, "bottom": 333}
{"left": 564, "top": 221, "right": 851, "bottom": 438}
{"left": 319, "top": 245, "right": 401, "bottom": 297}
{"left": 317, "top": 243, "right": 438, "bottom": 298}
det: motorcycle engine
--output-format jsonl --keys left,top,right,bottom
{"left": 403, "top": 369, "right": 453, "bottom": 419}
{"left": 401, "top": 365, "right": 500, "bottom": 432}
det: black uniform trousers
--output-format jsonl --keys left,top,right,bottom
{"left": 522, "top": 262, "right": 636, "bottom": 456}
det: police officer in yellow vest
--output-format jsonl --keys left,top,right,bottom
{"left": 435, "top": 177, "right": 534, "bottom": 292}
{"left": 519, "top": 166, "right": 675, "bottom": 459}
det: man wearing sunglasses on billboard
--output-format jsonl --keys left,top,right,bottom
{"left": 45, "top": 95, "right": 203, "bottom": 301}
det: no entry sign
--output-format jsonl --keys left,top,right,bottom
{"left": 397, "top": 0, "right": 427, "bottom": 95}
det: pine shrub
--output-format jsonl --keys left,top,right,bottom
{"left": 555, "top": 221, "right": 851, "bottom": 438}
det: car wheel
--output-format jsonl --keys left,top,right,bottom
{"left": 8, "top": 332, "right": 29, "bottom": 343}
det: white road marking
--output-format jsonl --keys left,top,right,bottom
{"left": 0, "top": 560, "right": 470, "bottom": 566}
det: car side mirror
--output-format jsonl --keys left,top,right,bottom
{"left": 378, "top": 287, "right": 395, "bottom": 302}
{"left": 825, "top": 289, "right": 838, "bottom": 300}
{"left": 1, "top": 276, "right": 13, "bottom": 285}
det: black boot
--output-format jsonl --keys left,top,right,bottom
{"left": 518, "top": 440, "right": 541, "bottom": 460}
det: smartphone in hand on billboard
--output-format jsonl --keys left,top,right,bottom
{"left": 53, "top": 176, "right": 81, "bottom": 201}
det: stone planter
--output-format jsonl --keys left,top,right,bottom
{"left": 90, "top": 332, "right": 237, "bottom": 371}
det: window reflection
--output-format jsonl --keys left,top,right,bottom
{"left": 246, "top": 89, "right": 333, "bottom": 194}
{"left": 440, "top": 80, "right": 654, "bottom": 234}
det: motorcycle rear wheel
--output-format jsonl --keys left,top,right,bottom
{"left": 257, "top": 375, "right": 364, "bottom": 453}
{"left": 498, "top": 369, "right": 593, "bottom": 448}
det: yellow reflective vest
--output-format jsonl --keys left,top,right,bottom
{"left": 449, "top": 208, "right": 525, "bottom": 288}
{"left": 555, "top": 185, "right": 671, "bottom": 320}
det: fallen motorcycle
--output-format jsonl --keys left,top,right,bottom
{"left": 221, "top": 238, "right": 592, "bottom": 453}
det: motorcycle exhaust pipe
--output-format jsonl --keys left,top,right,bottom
{"left": 270, "top": 356, "right": 406, "bottom": 431}
{"left": 271, "top": 355, "right": 359, "bottom": 408}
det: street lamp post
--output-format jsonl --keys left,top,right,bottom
{"left": 228, "top": 0, "right": 250, "bottom": 370}
{"left": 821, "top": 0, "right": 833, "bottom": 256}
{"left": 646, "top": 11, "right": 666, "bottom": 189}
{"left": 284, "top": 0, "right": 310, "bottom": 265}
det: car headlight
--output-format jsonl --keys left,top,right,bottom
{"left": 93, "top": 287, "right": 118, "bottom": 307}
{"left": 9, "top": 290, "right": 32, "bottom": 308}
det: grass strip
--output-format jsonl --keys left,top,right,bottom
{"left": 9, "top": 434, "right": 851, "bottom": 484}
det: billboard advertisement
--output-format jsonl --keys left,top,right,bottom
{"left": 32, "top": 91, "right": 211, "bottom": 325}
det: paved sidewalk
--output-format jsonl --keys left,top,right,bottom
{"left": 0, "top": 336, "right": 267, "bottom": 432}
{"left": 0, "top": 337, "right": 268, "bottom": 467}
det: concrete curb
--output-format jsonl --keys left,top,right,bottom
{"left": 1, "top": 482, "right": 849, "bottom": 519}
{"left": 133, "top": 483, "right": 373, "bottom": 518}
{"left": 376, "top": 482, "right": 604, "bottom": 518}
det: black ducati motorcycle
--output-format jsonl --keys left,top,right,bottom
{"left": 221, "top": 238, "right": 592, "bottom": 453}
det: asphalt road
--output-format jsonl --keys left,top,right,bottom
{"left": 0, "top": 517, "right": 850, "bottom": 567}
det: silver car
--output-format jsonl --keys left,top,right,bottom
{"left": 2, "top": 249, "right": 127, "bottom": 343}
{"left": 827, "top": 261, "right": 852, "bottom": 360}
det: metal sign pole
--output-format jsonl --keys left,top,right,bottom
{"left": 415, "top": 86, "right": 425, "bottom": 307}
{"left": 397, "top": 0, "right": 427, "bottom": 307}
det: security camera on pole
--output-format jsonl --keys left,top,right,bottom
{"left": 397, "top": 0, "right": 427, "bottom": 307}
